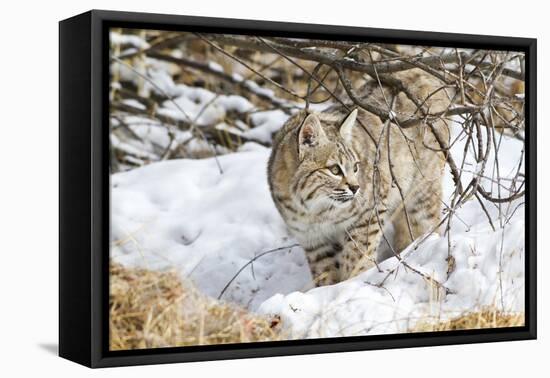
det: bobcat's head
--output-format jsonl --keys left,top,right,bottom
{"left": 292, "top": 109, "right": 364, "bottom": 211}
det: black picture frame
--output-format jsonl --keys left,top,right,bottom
{"left": 59, "top": 9, "right": 537, "bottom": 368}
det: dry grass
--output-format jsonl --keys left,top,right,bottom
{"left": 109, "top": 262, "right": 283, "bottom": 351}
{"left": 110, "top": 262, "right": 525, "bottom": 350}
{"left": 411, "top": 309, "right": 525, "bottom": 332}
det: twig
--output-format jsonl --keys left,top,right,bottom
{"left": 217, "top": 244, "right": 299, "bottom": 300}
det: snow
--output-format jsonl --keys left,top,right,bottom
{"left": 257, "top": 123, "right": 525, "bottom": 338}
{"left": 111, "top": 144, "right": 311, "bottom": 310}
{"left": 111, "top": 58, "right": 294, "bottom": 146}
{"left": 111, "top": 95, "right": 525, "bottom": 339}
{"left": 208, "top": 61, "right": 225, "bottom": 73}
{"left": 232, "top": 73, "right": 245, "bottom": 82}
{"left": 243, "top": 79, "right": 276, "bottom": 98}
{"left": 110, "top": 31, "right": 150, "bottom": 49}
{"left": 121, "top": 99, "right": 146, "bottom": 111}
{"left": 259, "top": 221, "right": 524, "bottom": 338}
{"left": 242, "top": 110, "right": 290, "bottom": 144}
{"left": 111, "top": 117, "right": 525, "bottom": 338}
{"left": 157, "top": 81, "right": 257, "bottom": 126}
{"left": 110, "top": 133, "right": 157, "bottom": 160}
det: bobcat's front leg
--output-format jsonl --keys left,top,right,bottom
{"left": 339, "top": 217, "right": 384, "bottom": 280}
{"left": 305, "top": 243, "right": 343, "bottom": 287}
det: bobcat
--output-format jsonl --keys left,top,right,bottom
{"left": 268, "top": 69, "right": 450, "bottom": 286}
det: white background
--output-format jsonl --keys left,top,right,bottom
{"left": 0, "top": 0, "right": 545, "bottom": 376}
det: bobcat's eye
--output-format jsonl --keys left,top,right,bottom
{"left": 329, "top": 165, "right": 341, "bottom": 175}
{"left": 353, "top": 162, "right": 360, "bottom": 172}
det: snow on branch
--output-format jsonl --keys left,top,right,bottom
{"left": 109, "top": 29, "right": 525, "bottom": 212}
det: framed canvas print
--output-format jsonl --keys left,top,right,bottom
{"left": 59, "top": 10, "right": 537, "bottom": 368}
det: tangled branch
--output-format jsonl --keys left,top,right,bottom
{"left": 109, "top": 29, "right": 525, "bottom": 219}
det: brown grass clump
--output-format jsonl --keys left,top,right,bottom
{"left": 411, "top": 309, "right": 525, "bottom": 332}
{"left": 109, "top": 262, "right": 283, "bottom": 351}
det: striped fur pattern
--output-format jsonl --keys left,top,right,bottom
{"left": 268, "top": 69, "right": 450, "bottom": 286}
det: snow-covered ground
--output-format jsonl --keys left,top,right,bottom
{"left": 111, "top": 142, "right": 311, "bottom": 310}
{"left": 111, "top": 116, "right": 525, "bottom": 338}
{"left": 110, "top": 31, "right": 525, "bottom": 337}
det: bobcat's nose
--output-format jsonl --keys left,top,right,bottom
{"left": 349, "top": 184, "right": 359, "bottom": 194}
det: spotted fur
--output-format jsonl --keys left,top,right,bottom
{"left": 268, "top": 69, "right": 450, "bottom": 286}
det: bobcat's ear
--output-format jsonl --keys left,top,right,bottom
{"left": 298, "top": 114, "right": 327, "bottom": 151}
{"left": 339, "top": 109, "right": 358, "bottom": 142}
